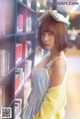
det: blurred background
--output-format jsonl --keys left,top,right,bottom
{"left": 35, "top": 0, "right": 80, "bottom": 119}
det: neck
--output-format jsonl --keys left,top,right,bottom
{"left": 46, "top": 50, "right": 64, "bottom": 64}
{"left": 49, "top": 49, "right": 64, "bottom": 59}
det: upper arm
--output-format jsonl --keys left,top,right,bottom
{"left": 50, "top": 58, "right": 67, "bottom": 87}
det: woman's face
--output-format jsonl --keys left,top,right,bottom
{"left": 41, "top": 32, "right": 56, "bottom": 50}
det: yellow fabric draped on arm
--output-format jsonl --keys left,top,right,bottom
{"left": 33, "top": 80, "right": 67, "bottom": 119}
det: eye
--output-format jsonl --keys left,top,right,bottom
{"left": 41, "top": 32, "right": 45, "bottom": 37}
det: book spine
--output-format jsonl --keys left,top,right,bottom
{"left": 0, "top": 51, "right": 6, "bottom": 77}
{"left": 26, "top": 0, "right": 31, "bottom": 8}
{"left": 0, "top": 50, "right": 10, "bottom": 78}
{"left": 0, "top": 86, "right": 5, "bottom": 107}
{"left": 26, "top": 16, "right": 32, "bottom": 32}
{"left": 25, "top": 41, "right": 29, "bottom": 58}
{"left": 17, "top": 14, "right": 24, "bottom": 33}
{"left": 16, "top": 44, "right": 23, "bottom": 64}
{"left": 15, "top": 74, "right": 20, "bottom": 93}
{"left": 25, "top": 59, "right": 32, "bottom": 79}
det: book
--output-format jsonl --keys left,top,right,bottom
{"left": 24, "top": 79, "right": 32, "bottom": 103}
{"left": 25, "top": 40, "right": 32, "bottom": 58}
{"left": 16, "top": 44, "right": 23, "bottom": 64}
{"left": 16, "top": 68, "right": 24, "bottom": 85}
{"left": 14, "top": 98, "right": 22, "bottom": 119}
{"left": 25, "top": 41, "right": 29, "bottom": 58}
{"left": 17, "top": 14, "right": 24, "bottom": 33}
{"left": 15, "top": 68, "right": 24, "bottom": 94}
{"left": 0, "top": 86, "right": 5, "bottom": 107}
{"left": 15, "top": 74, "right": 20, "bottom": 93}
{"left": 26, "top": 0, "right": 31, "bottom": 8}
{"left": 28, "top": 41, "right": 32, "bottom": 54}
{"left": 0, "top": 86, "right": 5, "bottom": 117}
{"left": 38, "top": 10, "right": 71, "bottom": 25}
{"left": 26, "top": 17, "right": 32, "bottom": 32}
{"left": 0, "top": 50, "right": 10, "bottom": 79}
{"left": 25, "top": 59, "right": 32, "bottom": 79}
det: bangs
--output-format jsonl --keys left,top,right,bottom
{"left": 41, "top": 22, "right": 54, "bottom": 33}
{"left": 40, "top": 14, "right": 57, "bottom": 34}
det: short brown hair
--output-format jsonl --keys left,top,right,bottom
{"left": 38, "top": 14, "right": 69, "bottom": 51}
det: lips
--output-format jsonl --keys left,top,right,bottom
{"left": 44, "top": 44, "right": 50, "bottom": 46}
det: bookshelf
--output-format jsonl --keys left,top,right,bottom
{"left": 0, "top": 0, "right": 36, "bottom": 119}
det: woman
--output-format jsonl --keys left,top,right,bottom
{"left": 25, "top": 10, "right": 70, "bottom": 119}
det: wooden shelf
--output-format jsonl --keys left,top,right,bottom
{"left": 16, "top": 31, "right": 35, "bottom": 36}
{"left": 0, "top": 34, "right": 16, "bottom": 40}
{"left": 27, "top": 6, "right": 36, "bottom": 13}
{"left": 0, "top": 0, "right": 36, "bottom": 118}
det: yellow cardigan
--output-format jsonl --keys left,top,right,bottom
{"left": 33, "top": 75, "right": 67, "bottom": 119}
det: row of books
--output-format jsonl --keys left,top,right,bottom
{"left": 0, "top": 46, "right": 32, "bottom": 79}
{"left": 0, "top": 42, "right": 33, "bottom": 77}
{"left": 17, "top": 13, "right": 32, "bottom": 33}
{"left": 19, "top": 0, "right": 31, "bottom": 8}
{"left": 0, "top": 59, "right": 32, "bottom": 117}
{"left": 0, "top": 50, "right": 10, "bottom": 79}
{"left": 15, "top": 59, "right": 32, "bottom": 95}
{"left": 16, "top": 41, "right": 32, "bottom": 64}
{"left": 0, "top": 12, "right": 32, "bottom": 35}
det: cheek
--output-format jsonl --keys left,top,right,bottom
{"left": 41, "top": 37, "right": 45, "bottom": 44}
{"left": 50, "top": 37, "right": 55, "bottom": 45}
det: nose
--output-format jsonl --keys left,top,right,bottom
{"left": 43, "top": 34, "right": 49, "bottom": 42}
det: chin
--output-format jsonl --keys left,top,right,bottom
{"left": 45, "top": 47, "right": 52, "bottom": 50}
{"left": 44, "top": 44, "right": 54, "bottom": 50}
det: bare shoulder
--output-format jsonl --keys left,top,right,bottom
{"left": 53, "top": 57, "right": 67, "bottom": 69}
{"left": 50, "top": 57, "right": 67, "bottom": 87}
